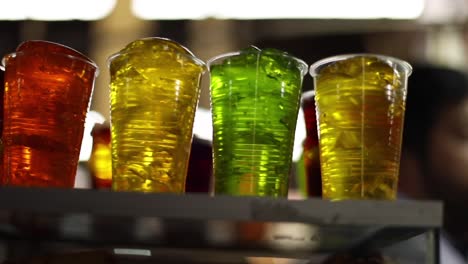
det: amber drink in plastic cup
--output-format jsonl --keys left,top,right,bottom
{"left": 1, "top": 40, "right": 98, "bottom": 188}
{"left": 108, "top": 38, "right": 205, "bottom": 193}
{"left": 310, "top": 54, "right": 412, "bottom": 200}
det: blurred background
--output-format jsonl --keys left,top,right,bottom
{"left": 2, "top": 0, "right": 468, "bottom": 191}
{"left": 0, "top": 0, "right": 466, "bottom": 115}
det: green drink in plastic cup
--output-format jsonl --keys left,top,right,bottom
{"left": 208, "top": 47, "right": 307, "bottom": 197}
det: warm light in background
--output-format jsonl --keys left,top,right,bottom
{"left": 132, "top": 0, "right": 211, "bottom": 20}
{"left": 0, "top": 0, "right": 116, "bottom": 20}
{"left": 193, "top": 107, "right": 213, "bottom": 142}
{"left": 1, "top": 0, "right": 464, "bottom": 22}
{"left": 419, "top": 0, "right": 468, "bottom": 23}
{"left": 132, "top": 0, "right": 425, "bottom": 20}
{"left": 2, "top": 0, "right": 467, "bottom": 23}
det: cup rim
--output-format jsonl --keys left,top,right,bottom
{"left": 107, "top": 37, "right": 206, "bottom": 71}
{"left": 206, "top": 47, "right": 309, "bottom": 77}
{"left": 309, "top": 53, "right": 413, "bottom": 77}
{"left": 1, "top": 51, "right": 100, "bottom": 77}
{"left": 17, "top": 40, "right": 96, "bottom": 63}
{"left": 108, "top": 50, "right": 207, "bottom": 72}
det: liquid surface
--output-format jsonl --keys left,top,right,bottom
{"left": 3, "top": 41, "right": 96, "bottom": 187}
{"left": 210, "top": 47, "right": 306, "bottom": 197}
{"left": 109, "top": 38, "right": 204, "bottom": 193}
{"left": 315, "top": 56, "right": 407, "bottom": 200}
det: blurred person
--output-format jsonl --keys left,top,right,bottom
{"left": 397, "top": 64, "right": 468, "bottom": 263}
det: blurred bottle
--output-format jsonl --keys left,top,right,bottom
{"left": 0, "top": 70, "right": 4, "bottom": 183}
{"left": 185, "top": 136, "right": 212, "bottom": 193}
{"left": 88, "top": 123, "right": 112, "bottom": 189}
{"left": 301, "top": 90, "right": 322, "bottom": 197}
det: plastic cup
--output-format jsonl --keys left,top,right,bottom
{"left": 310, "top": 54, "right": 412, "bottom": 200}
{"left": 108, "top": 37, "right": 206, "bottom": 193}
{"left": 208, "top": 46, "right": 308, "bottom": 197}
{"left": 1, "top": 40, "right": 98, "bottom": 188}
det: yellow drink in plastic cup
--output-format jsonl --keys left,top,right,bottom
{"left": 310, "top": 54, "right": 412, "bottom": 200}
{"left": 108, "top": 38, "right": 206, "bottom": 193}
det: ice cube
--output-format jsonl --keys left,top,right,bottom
{"left": 121, "top": 38, "right": 193, "bottom": 57}
{"left": 227, "top": 46, "right": 261, "bottom": 67}
{"left": 261, "top": 48, "right": 302, "bottom": 82}
{"left": 17, "top": 40, "right": 92, "bottom": 63}
{"left": 320, "top": 57, "right": 364, "bottom": 79}
{"left": 365, "top": 58, "right": 401, "bottom": 89}
{"left": 318, "top": 56, "right": 401, "bottom": 90}
{"left": 335, "top": 131, "right": 361, "bottom": 149}
{"left": 127, "top": 163, "right": 149, "bottom": 180}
